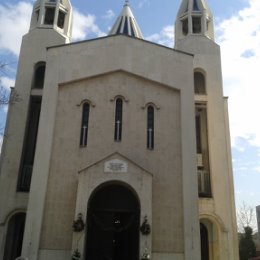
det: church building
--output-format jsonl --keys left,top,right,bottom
{"left": 0, "top": 0, "right": 239, "bottom": 259}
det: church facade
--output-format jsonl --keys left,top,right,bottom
{"left": 0, "top": 0, "right": 239, "bottom": 260}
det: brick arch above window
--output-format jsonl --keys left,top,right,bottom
{"left": 141, "top": 102, "right": 160, "bottom": 110}
{"left": 77, "top": 99, "right": 96, "bottom": 107}
{"left": 110, "top": 95, "right": 129, "bottom": 103}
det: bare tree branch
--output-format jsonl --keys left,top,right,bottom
{"left": 237, "top": 201, "right": 257, "bottom": 233}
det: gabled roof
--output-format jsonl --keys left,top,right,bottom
{"left": 109, "top": 1, "right": 143, "bottom": 39}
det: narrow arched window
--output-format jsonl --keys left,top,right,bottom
{"left": 194, "top": 72, "right": 206, "bottom": 94}
{"left": 80, "top": 103, "right": 90, "bottom": 147}
{"left": 33, "top": 62, "right": 46, "bottom": 89}
{"left": 114, "top": 98, "right": 123, "bottom": 141}
{"left": 147, "top": 106, "right": 154, "bottom": 149}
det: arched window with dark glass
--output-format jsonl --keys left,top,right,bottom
{"left": 3, "top": 213, "right": 26, "bottom": 260}
{"left": 33, "top": 62, "right": 46, "bottom": 89}
{"left": 80, "top": 103, "right": 90, "bottom": 147}
{"left": 114, "top": 98, "right": 123, "bottom": 141}
{"left": 194, "top": 71, "right": 206, "bottom": 94}
{"left": 147, "top": 106, "right": 154, "bottom": 150}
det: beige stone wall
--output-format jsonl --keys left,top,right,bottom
{"left": 176, "top": 35, "right": 239, "bottom": 260}
{"left": 40, "top": 71, "right": 183, "bottom": 252}
{"left": 20, "top": 35, "right": 199, "bottom": 260}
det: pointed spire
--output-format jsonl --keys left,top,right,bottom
{"left": 109, "top": 1, "right": 143, "bottom": 39}
{"left": 175, "top": 0, "right": 214, "bottom": 44}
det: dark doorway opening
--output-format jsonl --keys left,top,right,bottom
{"left": 200, "top": 223, "right": 210, "bottom": 260}
{"left": 3, "top": 212, "right": 26, "bottom": 260}
{"left": 85, "top": 183, "right": 140, "bottom": 260}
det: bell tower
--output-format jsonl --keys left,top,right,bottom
{"left": 175, "top": 0, "right": 214, "bottom": 47}
{"left": 29, "top": 0, "right": 72, "bottom": 40}
{"left": 0, "top": 0, "right": 72, "bottom": 259}
{"left": 174, "top": 1, "right": 239, "bottom": 260}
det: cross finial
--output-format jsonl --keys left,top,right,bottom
{"left": 125, "top": 0, "right": 129, "bottom": 5}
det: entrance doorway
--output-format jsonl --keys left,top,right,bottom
{"left": 3, "top": 212, "right": 26, "bottom": 260}
{"left": 85, "top": 183, "right": 140, "bottom": 260}
{"left": 200, "top": 223, "right": 209, "bottom": 260}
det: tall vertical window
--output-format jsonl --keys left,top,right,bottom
{"left": 33, "top": 62, "right": 46, "bottom": 89}
{"left": 147, "top": 106, "right": 154, "bottom": 149}
{"left": 192, "top": 17, "right": 202, "bottom": 34}
{"left": 18, "top": 96, "right": 42, "bottom": 192}
{"left": 80, "top": 103, "right": 90, "bottom": 147}
{"left": 182, "top": 18, "right": 188, "bottom": 35}
{"left": 57, "top": 11, "right": 65, "bottom": 28}
{"left": 196, "top": 104, "right": 211, "bottom": 197}
{"left": 114, "top": 98, "right": 123, "bottom": 141}
{"left": 44, "top": 7, "right": 55, "bottom": 25}
{"left": 194, "top": 71, "right": 206, "bottom": 94}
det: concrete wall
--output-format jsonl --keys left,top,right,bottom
{"left": 176, "top": 35, "right": 239, "bottom": 260}
{"left": 21, "top": 36, "right": 200, "bottom": 259}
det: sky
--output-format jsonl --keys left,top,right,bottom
{"left": 0, "top": 0, "right": 260, "bottom": 227}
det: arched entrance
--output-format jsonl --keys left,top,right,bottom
{"left": 85, "top": 183, "right": 140, "bottom": 260}
{"left": 3, "top": 212, "right": 26, "bottom": 260}
{"left": 200, "top": 223, "right": 209, "bottom": 260}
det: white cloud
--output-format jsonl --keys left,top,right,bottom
{"left": 146, "top": 25, "right": 174, "bottom": 48}
{"left": 0, "top": 2, "right": 106, "bottom": 55}
{"left": 72, "top": 9, "right": 106, "bottom": 41}
{"left": 103, "top": 9, "right": 115, "bottom": 20}
{"left": 1, "top": 77, "right": 15, "bottom": 90}
{"left": 0, "top": 1, "right": 32, "bottom": 56}
{"left": 216, "top": 0, "right": 260, "bottom": 147}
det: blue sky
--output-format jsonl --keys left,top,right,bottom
{"left": 0, "top": 0, "right": 260, "bottom": 227}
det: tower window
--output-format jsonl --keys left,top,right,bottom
{"left": 114, "top": 98, "right": 123, "bottom": 142}
{"left": 182, "top": 18, "right": 188, "bottom": 35}
{"left": 80, "top": 103, "right": 90, "bottom": 147}
{"left": 193, "top": 0, "right": 200, "bottom": 11}
{"left": 36, "top": 10, "right": 40, "bottom": 22}
{"left": 147, "top": 106, "right": 154, "bottom": 150}
{"left": 194, "top": 72, "right": 206, "bottom": 94}
{"left": 44, "top": 7, "right": 55, "bottom": 25}
{"left": 192, "top": 17, "right": 201, "bottom": 34}
{"left": 18, "top": 97, "right": 42, "bottom": 192}
{"left": 195, "top": 104, "right": 211, "bottom": 197}
{"left": 58, "top": 11, "right": 65, "bottom": 29}
{"left": 33, "top": 62, "right": 46, "bottom": 89}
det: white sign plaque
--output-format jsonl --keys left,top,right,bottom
{"left": 104, "top": 159, "right": 128, "bottom": 173}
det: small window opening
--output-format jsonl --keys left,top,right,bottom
{"left": 192, "top": 17, "right": 201, "bottom": 34}
{"left": 116, "top": 17, "right": 123, "bottom": 34}
{"left": 80, "top": 103, "right": 90, "bottom": 147}
{"left": 193, "top": 0, "right": 200, "bottom": 11}
{"left": 36, "top": 10, "right": 40, "bottom": 22}
{"left": 123, "top": 17, "right": 129, "bottom": 35}
{"left": 114, "top": 98, "right": 123, "bottom": 142}
{"left": 147, "top": 106, "right": 154, "bottom": 149}
{"left": 58, "top": 11, "right": 65, "bottom": 28}
{"left": 182, "top": 18, "right": 188, "bottom": 35}
{"left": 44, "top": 7, "right": 55, "bottom": 25}
{"left": 194, "top": 72, "right": 206, "bottom": 94}
{"left": 33, "top": 62, "right": 46, "bottom": 89}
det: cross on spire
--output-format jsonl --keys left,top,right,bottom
{"left": 125, "top": 0, "right": 129, "bottom": 5}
